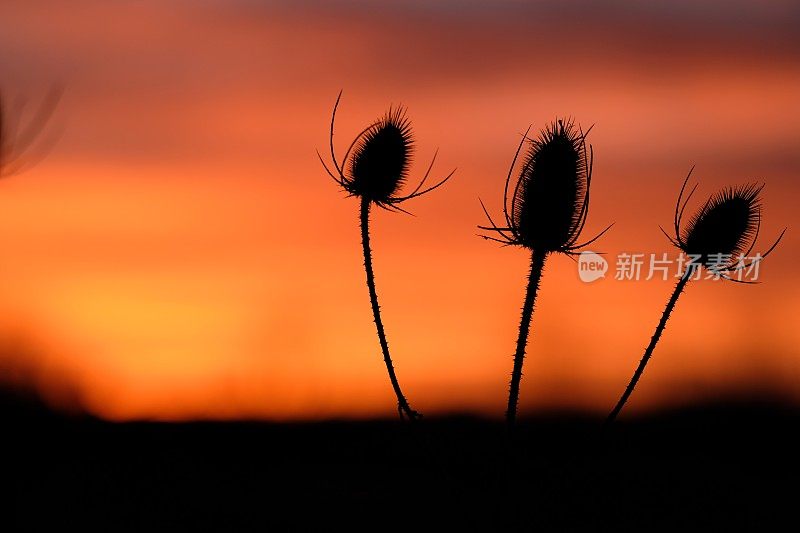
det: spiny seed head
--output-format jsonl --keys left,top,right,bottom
{"left": 665, "top": 170, "right": 785, "bottom": 280}
{"left": 514, "top": 119, "right": 588, "bottom": 251}
{"left": 322, "top": 93, "right": 453, "bottom": 210}
{"left": 681, "top": 184, "right": 762, "bottom": 266}
{"left": 345, "top": 107, "right": 413, "bottom": 203}
{"left": 479, "top": 118, "right": 609, "bottom": 253}
{"left": 0, "top": 87, "right": 62, "bottom": 178}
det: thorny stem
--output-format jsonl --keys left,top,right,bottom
{"left": 604, "top": 270, "right": 692, "bottom": 427}
{"left": 506, "top": 249, "right": 548, "bottom": 428}
{"left": 360, "top": 198, "right": 421, "bottom": 421}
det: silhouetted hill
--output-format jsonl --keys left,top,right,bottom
{"left": 3, "top": 393, "right": 798, "bottom": 531}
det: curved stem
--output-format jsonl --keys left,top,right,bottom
{"left": 605, "top": 271, "right": 692, "bottom": 427}
{"left": 506, "top": 249, "right": 548, "bottom": 427}
{"left": 360, "top": 198, "right": 420, "bottom": 421}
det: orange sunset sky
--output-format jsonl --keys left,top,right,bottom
{"left": 0, "top": 0, "right": 798, "bottom": 420}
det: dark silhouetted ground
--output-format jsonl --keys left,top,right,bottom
{"left": 2, "top": 389, "right": 797, "bottom": 531}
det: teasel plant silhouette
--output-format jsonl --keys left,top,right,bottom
{"left": 604, "top": 169, "right": 786, "bottom": 427}
{"left": 318, "top": 91, "right": 454, "bottom": 421}
{"left": 0, "top": 87, "right": 62, "bottom": 178}
{"left": 480, "top": 118, "right": 611, "bottom": 428}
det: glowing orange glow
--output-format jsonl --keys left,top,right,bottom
{"left": 0, "top": 1, "right": 798, "bottom": 420}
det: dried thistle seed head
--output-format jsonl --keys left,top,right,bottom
{"left": 345, "top": 106, "right": 413, "bottom": 203}
{"left": 514, "top": 119, "right": 588, "bottom": 251}
{"left": 479, "top": 118, "right": 609, "bottom": 253}
{"left": 0, "top": 87, "right": 62, "bottom": 178}
{"left": 681, "top": 184, "right": 762, "bottom": 266}
{"left": 321, "top": 92, "right": 453, "bottom": 210}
